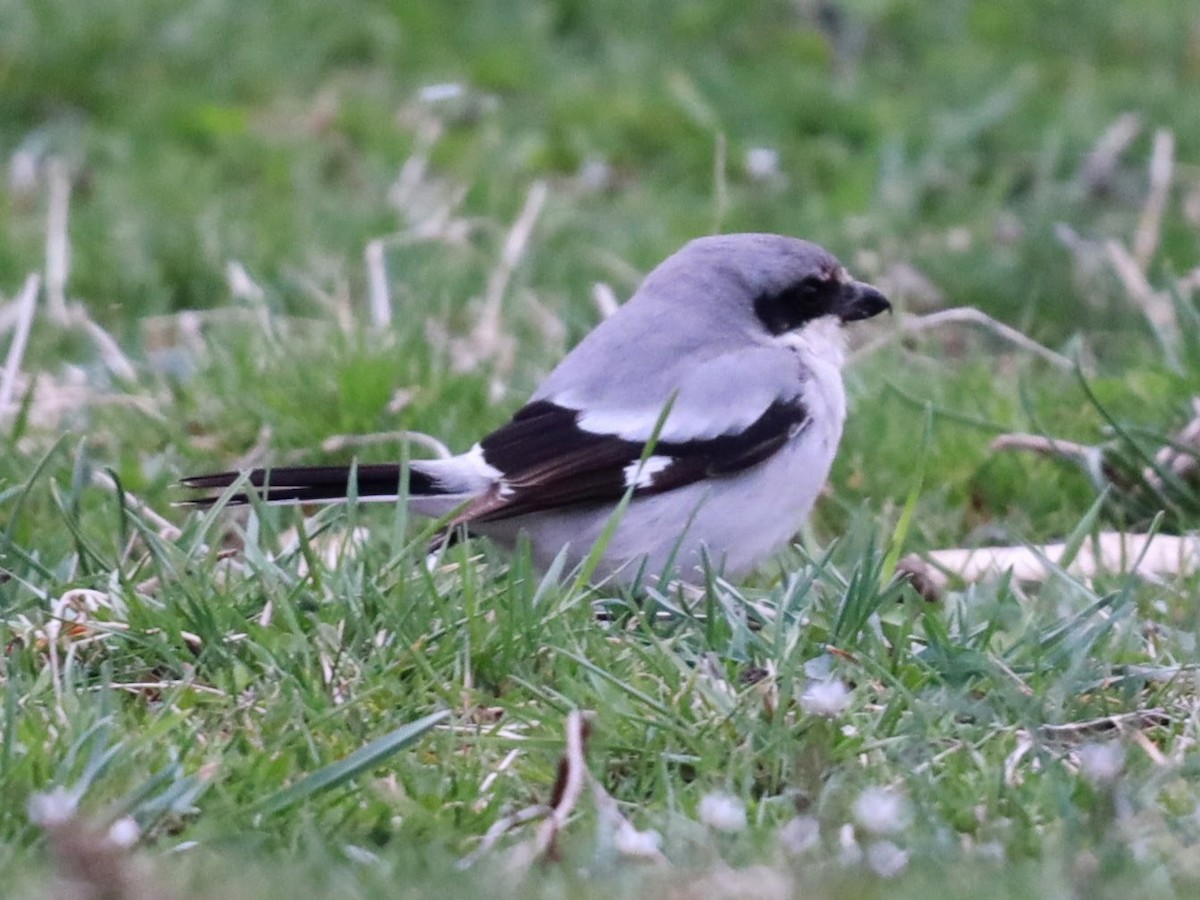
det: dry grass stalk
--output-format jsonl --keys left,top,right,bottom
{"left": 44, "top": 157, "right": 71, "bottom": 323}
{"left": 388, "top": 116, "right": 443, "bottom": 214}
{"left": 592, "top": 282, "right": 621, "bottom": 319}
{"left": 851, "top": 305, "right": 1075, "bottom": 370}
{"left": 1038, "top": 709, "right": 1171, "bottom": 743}
{"left": 228, "top": 424, "right": 273, "bottom": 473}
{"left": 90, "top": 469, "right": 182, "bottom": 540}
{"left": 456, "top": 805, "right": 550, "bottom": 871}
{"left": 1144, "top": 396, "right": 1200, "bottom": 490}
{"left": 364, "top": 238, "right": 392, "bottom": 328}
{"left": 989, "top": 432, "right": 1099, "bottom": 466}
{"left": 1107, "top": 239, "right": 1177, "bottom": 344}
{"left": 1134, "top": 129, "right": 1175, "bottom": 270}
{"left": 458, "top": 709, "right": 596, "bottom": 873}
{"left": 88, "top": 680, "right": 227, "bottom": 697}
{"left": 475, "top": 180, "right": 548, "bottom": 358}
{"left": 449, "top": 181, "right": 548, "bottom": 401}
{"left": 366, "top": 117, "right": 475, "bottom": 331}
{"left": 1079, "top": 111, "right": 1142, "bottom": 194}
{"left": 0, "top": 272, "right": 40, "bottom": 418}
{"left": 30, "top": 156, "right": 142, "bottom": 383}
{"left": 76, "top": 312, "right": 138, "bottom": 383}
{"left": 712, "top": 131, "right": 728, "bottom": 232}
{"left": 317, "top": 429, "right": 453, "bottom": 460}
{"left": 993, "top": 397, "right": 1200, "bottom": 495}
{"left": 510, "top": 707, "right": 589, "bottom": 869}
{"left": 0, "top": 288, "right": 28, "bottom": 335}
{"left": 225, "top": 260, "right": 266, "bottom": 302}
{"left": 1130, "top": 728, "right": 1169, "bottom": 766}
{"left": 471, "top": 748, "right": 523, "bottom": 814}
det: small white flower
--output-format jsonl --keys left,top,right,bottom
{"left": 225, "top": 261, "right": 265, "bottom": 302}
{"left": 343, "top": 844, "right": 381, "bottom": 865}
{"left": 945, "top": 227, "right": 972, "bottom": 253}
{"left": 698, "top": 792, "right": 747, "bottom": 833}
{"left": 779, "top": 815, "right": 820, "bottom": 855}
{"left": 1077, "top": 741, "right": 1124, "bottom": 785}
{"left": 576, "top": 158, "right": 613, "bottom": 192}
{"left": 418, "top": 82, "right": 466, "bottom": 104}
{"left": 800, "top": 679, "right": 851, "bottom": 717}
{"left": 26, "top": 788, "right": 79, "bottom": 826}
{"left": 852, "top": 787, "right": 911, "bottom": 836}
{"left": 744, "top": 147, "right": 781, "bottom": 182}
{"left": 9, "top": 149, "right": 39, "bottom": 197}
{"left": 866, "top": 839, "right": 909, "bottom": 878}
{"left": 975, "top": 840, "right": 1005, "bottom": 863}
{"left": 106, "top": 817, "right": 140, "bottom": 848}
{"left": 613, "top": 821, "right": 663, "bottom": 859}
{"left": 838, "top": 822, "right": 862, "bottom": 865}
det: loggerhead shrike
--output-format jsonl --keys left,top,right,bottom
{"left": 183, "top": 233, "right": 890, "bottom": 586}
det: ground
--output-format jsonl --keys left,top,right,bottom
{"left": 2, "top": 1, "right": 1200, "bottom": 897}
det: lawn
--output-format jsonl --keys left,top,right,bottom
{"left": 3, "top": 1, "right": 1200, "bottom": 897}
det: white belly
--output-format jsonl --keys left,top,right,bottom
{"left": 479, "top": 359, "right": 848, "bottom": 586}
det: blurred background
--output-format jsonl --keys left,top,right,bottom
{"left": 3, "top": 0, "right": 1195, "bottom": 329}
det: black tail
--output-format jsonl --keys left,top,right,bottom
{"left": 179, "top": 464, "right": 435, "bottom": 508}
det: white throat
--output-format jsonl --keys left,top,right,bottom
{"left": 777, "top": 315, "right": 847, "bottom": 370}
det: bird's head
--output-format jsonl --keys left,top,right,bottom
{"left": 651, "top": 233, "right": 891, "bottom": 337}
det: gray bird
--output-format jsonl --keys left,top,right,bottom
{"left": 183, "top": 233, "right": 890, "bottom": 586}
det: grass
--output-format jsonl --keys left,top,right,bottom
{"left": 3, "top": 0, "right": 1200, "bottom": 896}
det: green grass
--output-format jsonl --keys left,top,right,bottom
{"left": 4, "top": 0, "right": 1200, "bottom": 896}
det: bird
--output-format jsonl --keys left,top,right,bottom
{"left": 182, "top": 233, "right": 890, "bottom": 586}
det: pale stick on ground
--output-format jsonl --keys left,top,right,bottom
{"left": 898, "top": 531, "right": 1200, "bottom": 600}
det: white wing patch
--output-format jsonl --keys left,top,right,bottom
{"left": 572, "top": 403, "right": 767, "bottom": 443}
{"left": 622, "top": 455, "right": 674, "bottom": 489}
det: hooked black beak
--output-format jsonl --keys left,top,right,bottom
{"left": 836, "top": 280, "right": 891, "bottom": 323}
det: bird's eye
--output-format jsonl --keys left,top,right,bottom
{"left": 752, "top": 275, "right": 840, "bottom": 335}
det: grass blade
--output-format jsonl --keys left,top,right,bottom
{"left": 254, "top": 709, "right": 450, "bottom": 816}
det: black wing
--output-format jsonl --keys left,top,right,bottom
{"left": 457, "top": 397, "right": 809, "bottom": 523}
